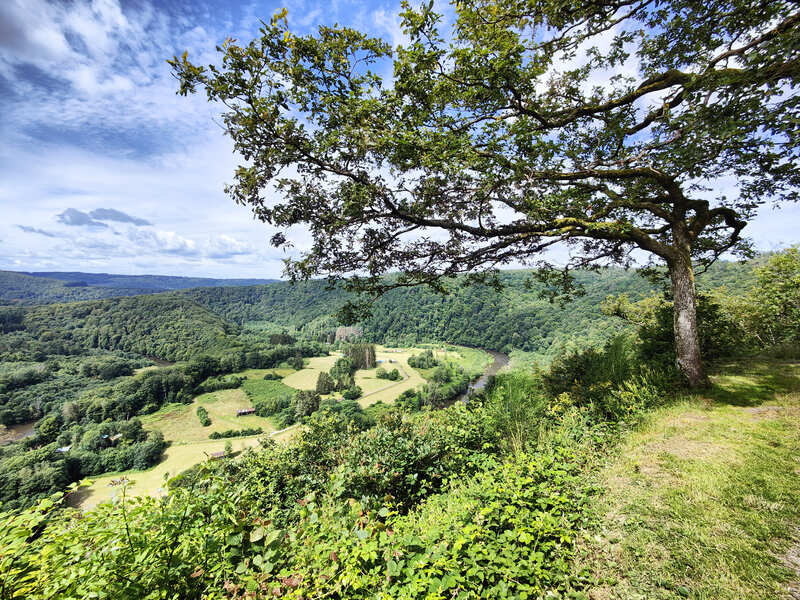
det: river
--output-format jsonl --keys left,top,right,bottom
{"left": 456, "top": 349, "right": 510, "bottom": 402}
{"left": 0, "top": 421, "right": 36, "bottom": 445}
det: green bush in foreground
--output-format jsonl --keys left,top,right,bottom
{"left": 0, "top": 354, "right": 670, "bottom": 599}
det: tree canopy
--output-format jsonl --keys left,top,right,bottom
{"left": 170, "top": 0, "right": 799, "bottom": 385}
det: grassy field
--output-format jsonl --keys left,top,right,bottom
{"left": 139, "top": 388, "right": 276, "bottom": 443}
{"left": 241, "top": 377, "right": 297, "bottom": 408}
{"left": 279, "top": 346, "right": 464, "bottom": 406}
{"left": 577, "top": 358, "right": 800, "bottom": 600}
{"left": 75, "top": 381, "right": 292, "bottom": 508}
{"left": 281, "top": 355, "right": 340, "bottom": 390}
{"left": 71, "top": 436, "right": 265, "bottom": 508}
{"left": 75, "top": 345, "right": 491, "bottom": 509}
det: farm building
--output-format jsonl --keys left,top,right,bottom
{"left": 236, "top": 408, "right": 256, "bottom": 416}
{"left": 209, "top": 451, "right": 226, "bottom": 460}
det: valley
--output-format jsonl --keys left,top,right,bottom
{"left": 71, "top": 344, "right": 492, "bottom": 508}
{"left": 1, "top": 250, "right": 798, "bottom": 599}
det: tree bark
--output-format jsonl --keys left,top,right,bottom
{"left": 669, "top": 254, "right": 709, "bottom": 388}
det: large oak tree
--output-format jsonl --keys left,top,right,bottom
{"left": 171, "top": 0, "right": 800, "bottom": 386}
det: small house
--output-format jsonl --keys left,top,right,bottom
{"left": 237, "top": 408, "right": 256, "bottom": 417}
{"left": 55, "top": 445, "right": 71, "bottom": 453}
{"left": 210, "top": 451, "right": 226, "bottom": 460}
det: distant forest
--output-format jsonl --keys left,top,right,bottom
{"left": 0, "top": 270, "right": 277, "bottom": 304}
{"left": 180, "top": 260, "right": 756, "bottom": 356}
{"left": 3, "top": 261, "right": 757, "bottom": 359}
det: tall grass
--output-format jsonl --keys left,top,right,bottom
{"left": 485, "top": 371, "right": 546, "bottom": 455}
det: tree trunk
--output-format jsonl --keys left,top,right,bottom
{"left": 669, "top": 254, "right": 709, "bottom": 388}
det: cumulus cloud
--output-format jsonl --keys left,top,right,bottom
{"left": 205, "top": 234, "right": 255, "bottom": 259}
{"left": 56, "top": 208, "right": 108, "bottom": 228}
{"left": 89, "top": 208, "right": 151, "bottom": 226}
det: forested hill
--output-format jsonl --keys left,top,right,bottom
{"left": 1, "top": 295, "right": 240, "bottom": 362}
{"left": 0, "top": 270, "right": 278, "bottom": 305}
{"left": 180, "top": 261, "right": 758, "bottom": 356}
{"left": 1, "top": 261, "right": 757, "bottom": 359}
{"left": 0, "top": 271, "right": 152, "bottom": 305}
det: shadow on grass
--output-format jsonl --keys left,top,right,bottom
{"left": 707, "top": 358, "right": 800, "bottom": 407}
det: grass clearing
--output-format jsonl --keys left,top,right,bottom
{"left": 140, "top": 388, "right": 276, "bottom": 443}
{"left": 281, "top": 355, "right": 340, "bottom": 390}
{"left": 279, "top": 347, "right": 460, "bottom": 407}
{"left": 577, "top": 359, "right": 800, "bottom": 600}
{"left": 241, "top": 377, "right": 296, "bottom": 407}
{"left": 73, "top": 346, "right": 491, "bottom": 510}
{"left": 72, "top": 436, "right": 264, "bottom": 509}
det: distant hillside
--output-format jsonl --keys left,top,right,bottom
{"left": 181, "top": 260, "right": 757, "bottom": 357}
{"left": 0, "top": 271, "right": 151, "bottom": 305}
{"left": 25, "top": 271, "right": 278, "bottom": 290}
{"left": 5, "top": 295, "right": 241, "bottom": 362}
{"left": 2, "top": 260, "right": 758, "bottom": 358}
{"left": 0, "top": 270, "right": 278, "bottom": 305}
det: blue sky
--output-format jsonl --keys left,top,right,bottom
{"left": 0, "top": 0, "right": 797, "bottom": 278}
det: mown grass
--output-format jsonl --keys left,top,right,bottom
{"left": 241, "top": 377, "right": 296, "bottom": 407}
{"left": 278, "top": 347, "right": 439, "bottom": 406}
{"left": 577, "top": 359, "right": 800, "bottom": 600}
{"left": 72, "top": 436, "right": 264, "bottom": 509}
{"left": 281, "top": 355, "right": 340, "bottom": 390}
{"left": 139, "top": 388, "right": 275, "bottom": 443}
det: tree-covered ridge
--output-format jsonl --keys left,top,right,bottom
{"left": 0, "top": 270, "right": 278, "bottom": 306}
{"left": 0, "top": 271, "right": 152, "bottom": 305}
{"left": 23, "top": 271, "right": 278, "bottom": 291}
{"left": 14, "top": 295, "right": 239, "bottom": 362}
{"left": 182, "top": 262, "right": 757, "bottom": 356}
{"left": 1, "top": 261, "right": 758, "bottom": 360}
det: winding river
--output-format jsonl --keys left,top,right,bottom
{"left": 456, "top": 349, "right": 510, "bottom": 402}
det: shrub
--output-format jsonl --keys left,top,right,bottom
{"left": 196, "top": 405, "right": 211, "bottom": 426}
{"left": 408, "top": 349, "right": 438, "bottom": 369}
{"left": 342, "top": 343, "right": 376, "bottom": 370}
{"left": 209, "top": 427, "right": 263, "bottom": 439}
{"left": 376, "top": 367, "right": 401, "bottom": 381}
{"left": 262, "top": 372, "right": 282, "bottom": 380}
{"left": 195, "top": 374, "right": 245, "bottom": 394}
{"left": 293, "top": 390, "right": 321, "bottom": 420}
{"left": 544, "top": 335, "right": 633, "bottom": 403}
{"left": 315, "top": 371, "right": 335, "bottom": 394}
{"left": 341, "top": 385, "right": 362, "bottom": 400}
{"left": 252, "top": 394, "right": 292, "bottom": 417}
{"left": 485, "top": 371, "right": 547, "bottom": 455}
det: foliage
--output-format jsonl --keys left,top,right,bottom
{"left": 484, "top": 372, "right": 547, "bottom": 455}
{"left": 194, "top": 374, "right": 245, "bottom": 394}
{"left": 341, "top": 343, "right": 376, "bottom": 370}
{"left": 722, "top": 247, "right": 800, "bottom": 350}
{"left": 293, "top": 390, "right": 321, "bottom": 421}
{"left": 317, "top": 398, "right": 373, "bottom": 430}
{"left": 315, "top": 371, "right": 335, "bottom": 394}
{"left": 209, "top": 428, "right": 263, "bottom": 440}
{"left": 171, "top": 0, "right": 799, "bottom": 386}
{"left": 341, "top": 385, "right": 362, "bottom": 401}
{"left": 196, "top": 405, "right": 211, "bottom": 427}
{"left": 175, "top": 263, "right": 751, "bottom": 358}
{"left": 375, "top": 366, "right": 400, "bottom": 380}
{"left": 398, "top": 359, "right": 471, "bottom": 411}
{"left": 0, "top": 422, "right": 164, "bottom": 510}
{"left": 407, "top": 349, "right": 438, "bottom": 369}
